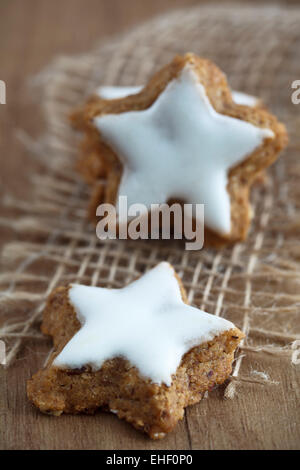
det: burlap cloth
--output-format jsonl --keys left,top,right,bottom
{"left": 1, "top": 4, "right": 300, "bottom": 399}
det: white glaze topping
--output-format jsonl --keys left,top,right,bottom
{"left": 94, "top": 65, "right": 273, "bottom": 235}
{"left": 54, "top": 262, "right": 235, "bottom": 386}
{"left": 97, "top": 84, "right": 259, "bottom": 107}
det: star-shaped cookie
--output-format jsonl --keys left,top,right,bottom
{"left": 27, "top": 262, "right": 244, "bottom": 439}
{"left": 72, "top": 53, "right": 287, "bottom": 245}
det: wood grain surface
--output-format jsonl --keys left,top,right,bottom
{"left": 0, "top": 0, "right": 299, "bottom": 450}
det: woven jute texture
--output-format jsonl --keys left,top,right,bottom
{"left": 1, "top": 5, "right": 300, "bottom": 398}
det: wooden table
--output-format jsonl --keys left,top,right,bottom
{"left": 0, "top": 0, "right": 299, "bottom": 450}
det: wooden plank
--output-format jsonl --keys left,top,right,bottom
{"left": 186, "top": 353, "right": 300, "bottom": 449}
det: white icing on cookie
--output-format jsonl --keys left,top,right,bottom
{"left": 94, "top": 65, "right": 273, "bottom": 235}
{"left": 232, "top": 91, "right": 259, "bottom": 107}
{"left": 97, "top": 85, "right": 259, "bottom": 107}
{"left": 54, "top": 262, "right": 235, "bottom": 386}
